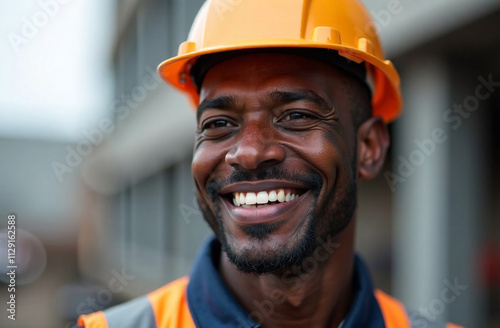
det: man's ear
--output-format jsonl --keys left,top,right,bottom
{"left": 356, "top": 116, "right": 390, "bottom": 179}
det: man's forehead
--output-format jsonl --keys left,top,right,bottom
{"left": 197, "top": 53, "right": 346, "bottom": 106}
{"left": 191, "top": 48, "right": 367, "bottom": 95}
{"left": 200, "top": 54, "right": 325, "bottom": 88}
{"left": 202, "top": 52, "right": 324, "bottom": 81}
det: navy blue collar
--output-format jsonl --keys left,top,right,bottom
{"left": 186, "top": 236, "right": 385, "bottom": 328}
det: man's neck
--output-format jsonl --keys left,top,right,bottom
{"left": 219, "top": 221, "right": 356, "bottom": 328}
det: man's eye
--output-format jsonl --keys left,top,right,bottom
{"left": 282, "top": 112, "right": 315, "bottom": 121}
{"left": 203, "top": 119, "right": 233, "bottom": 129}
{"left": 284, "top": 112, "right": 307, "bottom": 121}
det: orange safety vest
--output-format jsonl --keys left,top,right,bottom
{"left": 77, "top": 277, "right": 463, "bottom": 328}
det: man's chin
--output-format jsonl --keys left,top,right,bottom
{"left": 238, "top": 220, "right": 283, "bottom": 241}
{"left": 220, "top": 225, "right": 318, "bottom": 275}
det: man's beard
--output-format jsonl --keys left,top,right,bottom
{"left": 200, "top": 166, "right": 357, "bottom": 275}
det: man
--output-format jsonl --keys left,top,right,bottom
{"left": 77, "top": 0, "right": 463, "bottom": 327}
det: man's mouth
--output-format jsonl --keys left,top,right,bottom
{"left": 231, "top": 188, "right": 304, "bottom": 208}
{"left": 216, "top": 180, "right": 313, "bottom": 224}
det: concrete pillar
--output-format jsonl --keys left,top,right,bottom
{"left": 392, "top": 56, "right": 450, "bottom": 319}
{"left": 392, "top": 56, "right": 487, "bottom": 327}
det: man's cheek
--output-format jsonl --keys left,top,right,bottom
{"left": 198, "top": 197, "right": 221, "bottom": 234}
{"left": 196, "top": 190, "right": 217, "bottom": 217}
{"left": 192, "top": 148, "right": 216, "bottom": 180}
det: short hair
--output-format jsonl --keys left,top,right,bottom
{"left": 348, "top": 76, "right": 372, "bottom": 130}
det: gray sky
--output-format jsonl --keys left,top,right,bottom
{"left": 0, "top": 0, "right": 114, "bottom": 141}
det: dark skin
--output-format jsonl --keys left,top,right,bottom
{"left": 192, "top": 53, "right": 389, "bottom": 327}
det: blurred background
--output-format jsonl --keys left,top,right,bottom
{"left": 0, "top": 0, "right": 499, "bottom": 327}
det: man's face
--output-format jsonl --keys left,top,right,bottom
{"left": 192, "top": 53, "right": 360, "bottom": 274}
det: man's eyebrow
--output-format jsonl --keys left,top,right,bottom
{"left": 269, "top": 90, "right": 332, "bottom": 112}
{"left": 197, "top": 96, "right": 237, "bottom": 121}
{"left": 196, "top": 90, "right": 331, "bottom": 120}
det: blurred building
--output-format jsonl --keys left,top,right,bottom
{"left": 0, "top": 1, "right": 113, "bottom": 327}
{"left": 72, "top": 0, "right": 500, "bottom": 327}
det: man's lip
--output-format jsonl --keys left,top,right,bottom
{"left": 219, "top": 180, "right": 309, "bottom": 195}
{"left": 221, "top": 190, "right": 311, "bottom": 225}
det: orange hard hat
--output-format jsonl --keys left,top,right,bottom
{"left": 158, "top": 0, "right": 402, "bottom": 122}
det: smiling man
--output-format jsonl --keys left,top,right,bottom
{"left": 77, "top": 1, "right": 463, "bottom": 327}
{"left": 193, "top": 51, "right": 369, "bottom": 279}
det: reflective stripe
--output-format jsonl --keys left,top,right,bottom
{"left": 375, "top": 290, "right": 465, "bottom": 328}
{"left": 77, "top": 311, "right": 108, "bottom": 328}
{"left": 148, "top": 277, "right": 195, "bottom": 328}
{"left": 77, "top": 278, "right": 195, "bottom": 328}
{"left": 408, "top": 312, "right": 447, "bottom": 328}
{"left": 104, "top": 296, "right": 156, "bottom": 328}
{"left": 407, "top": 312, "right": 465, "bottom": 328}
{"left": 375, "top": 289, "right": 411, "bottom": 328}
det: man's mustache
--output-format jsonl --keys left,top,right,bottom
{"left": 207, "top": 167, "right": 323, "bottom": 201}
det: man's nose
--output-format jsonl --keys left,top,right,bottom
{"left": 225, "top": 124, "right": 285, "bottom": 170}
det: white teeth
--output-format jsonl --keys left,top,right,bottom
{"left": 245, "top": 192, "right": 257, "bottom": 205}
{"left": 277, "top": 189, "right": 285, "bottom": 202}
{"left": 232, "top": 189, "right": 300, "bottom": 207}
{"left": 256, "top": 191, "right": 268, "bottom": 204}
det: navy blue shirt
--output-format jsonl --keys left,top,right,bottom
{"left": 186, "top": 237, "right": 386, "bottom": 328}
{"left": 75, "top": 236, "right": 387, "bottom": 327}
